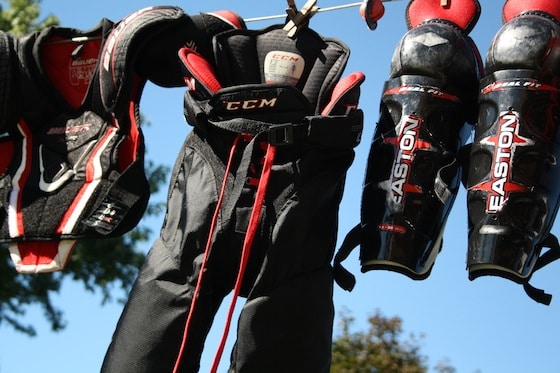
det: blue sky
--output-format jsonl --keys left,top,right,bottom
{"left": 2, "top": 1, "right": 560, "bottom": 372}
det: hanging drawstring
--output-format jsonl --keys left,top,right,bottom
{"left": 172, "top": 136, "right": 277, "bottom": 372}
{"left": 172, "top": 134, "right": 244, "bottom": 373}
{"left": 210, "top": 142, "right": 277, "bottom": 373}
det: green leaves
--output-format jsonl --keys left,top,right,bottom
{"left": 0, "top": 0, "right": 58, "bottom": 36}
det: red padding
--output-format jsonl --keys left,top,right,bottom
{"left": 406, "top": 0, "right": 481, "bottom": 34}
{"left": 503, "top": 0, "right": 560, "bottom": 23}
{"left": 321, "top": 71, "right": 365, "bottom": 116}
{"left": 40, "top": 35, "right": 102, "bottom": 110}
{"left": 179, "top": 47, "right": 222, "bottom": 94}
{"left": 360, "top": 0, "right": 385, "bottom": 29}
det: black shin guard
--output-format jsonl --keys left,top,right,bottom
{"left": 359, "top": 7, "right": 482, "bottom": 278}
{"left": 466, "top": 10, "right": 560, "bottom": 287}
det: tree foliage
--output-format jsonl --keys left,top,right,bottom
{"left": 332, "top": 308, "right": 428, "bottom": 373}
{"left": 0, "top": 0, "right": 57, "bottom": 36}
{"left": 0, "top": 0, "right": 169, "bottom": 336}
{"left": 331, "top": 308, "right": 457, "bottom": 373}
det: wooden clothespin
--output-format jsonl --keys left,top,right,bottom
{"left": 283, "top": 0, "right": 319, "bottom": 38}
{"left": 441, "top": 0, "right": 449, "bottom": 6}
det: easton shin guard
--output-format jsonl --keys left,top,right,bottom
{"left": 466, "top": 2, "right": 560, "bottom": 303}
{"left": 359, "top": 0, "right": 482, "bottom": 279}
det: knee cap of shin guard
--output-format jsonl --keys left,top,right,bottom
{"left": 486, "top": 14, "right": 560, "bottom": 78}
{"left": 390, "top": 23, "right": 481, "bottom": 89}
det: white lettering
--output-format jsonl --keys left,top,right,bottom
{"left": 224, "top": 97, "right": 278, "bottom": 111}
{"left": 390, "top": 116, "right": 422, "bottom": 204}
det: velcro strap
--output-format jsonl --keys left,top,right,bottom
{"left": 304, "top": 113, "right": 363, "bottom": 148}
{"left": 522, "top": 234, "right": 560, "bottom": 305}
{"left": 184, "top": 83, "right": 362, "bottom": 149}
{"left": 333, "top": 223, "right": 361, "bottom": 291}
{"left": 406, "top": 0, "right": 481, "bottom": 34}
{"left": 82, "top": 158, "right": 149, "bottom": 236}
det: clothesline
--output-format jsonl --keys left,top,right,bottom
{"left": 244, "top": 0, "right": 401, "bottom": 23}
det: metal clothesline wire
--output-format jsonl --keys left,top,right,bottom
{"left": 244, "top": 0, "right": 401, "bottom": 23}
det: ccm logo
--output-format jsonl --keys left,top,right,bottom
{"left": 223, "top": 97, "right": 278, "bottom": 111}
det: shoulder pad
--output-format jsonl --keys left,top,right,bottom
{"left": 139, "top": 10, "right": 246, "bottom": 88}
{"left": 100, "top": 6, "right": 245, "bottom": 113}
{"left": 99, "top": 6, "right": 186, "bottom": 113}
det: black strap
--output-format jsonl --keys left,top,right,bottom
{"left": 221, "top": 134, "right": 262, "bottom": 230}
{"left": 187, "top": 113, "right": 362, "bottom": 151}
{"left": 333, "top": 223, "right": 361, "bottom": 291}
{"left": 333, "top": 226, "right": 560, "bottom": 304}
{"left": 523, "top": 234, "right": 560, "bottom": 305}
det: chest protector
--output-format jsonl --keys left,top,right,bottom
{"left": 0, "top": 6, "right": 244, "bottom": 273}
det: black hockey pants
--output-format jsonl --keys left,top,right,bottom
{"left": 101, "top": 125, "right": 354, "bottom": 372}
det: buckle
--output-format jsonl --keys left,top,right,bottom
{"left": 268, "top": 123, "right": 295, "bottom": 146}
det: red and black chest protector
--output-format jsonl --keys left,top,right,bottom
{"left": 0, "top": 6, "right": 245, "bottom": 273}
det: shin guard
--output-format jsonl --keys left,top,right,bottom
{"left": 358, "top": 0, "right": 482, "bottom": 279}
{"left": 466, "top": 3, "right": 560, "bottom": 303}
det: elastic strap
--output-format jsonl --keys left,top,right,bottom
{"left": 523, "top": 234, "right": 560, "bottom": 305}
{"left": 333, "top": 223, "right": 361, "bottom": 291}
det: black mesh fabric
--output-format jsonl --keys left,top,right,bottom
{"left": 212, "top": 25, "right": 349, "bottom": 113}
